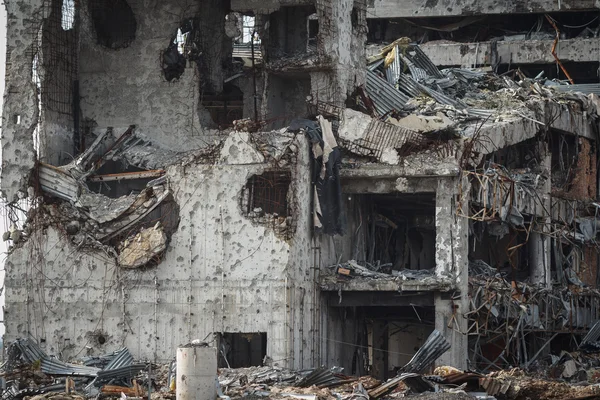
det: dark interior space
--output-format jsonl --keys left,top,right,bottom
{"left": 349, "top": 193, "right": 436, "bottom": 271}
{"left": 201, "top": 83, "right": 244, "bottom": 127}
{"left": 367, "top": 12, "right": 600, "bottom": 44}
{"left": 469, "top": 219, "right": 532, "bottom": 281}
{"left": 218, "top": 332, "right": 267, "bottom": 368}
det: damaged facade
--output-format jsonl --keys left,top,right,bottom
{"left": 2, "top": 0, "right": 600, "bottom": 391}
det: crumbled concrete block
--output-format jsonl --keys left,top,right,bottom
{"left": 118, "top": 223, "right": 167, "bottom": 268}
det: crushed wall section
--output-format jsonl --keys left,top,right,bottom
{"left": 4, "top": 132, "right": 317, "bottom": 367}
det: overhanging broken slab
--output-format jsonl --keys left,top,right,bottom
{"left": 366, "top": 0, "right": 599, "bottom": 19}
{"left": 421, "top": 38, "right": 600, "bottom": 67}
{"left": 320, "top": 276, "right": 453, "bottom": 292}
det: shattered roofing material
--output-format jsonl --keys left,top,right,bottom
{"left": 399, "top": 329, "right": 451, "bottom": 374}
{"left": 38, "top": 163, "right": 80, "bottom": 202}
{"left": 366, "top": 69, "right": 410, "bottom": 115}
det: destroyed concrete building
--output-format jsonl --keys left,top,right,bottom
{"left": 2, "top": 0, "right": 600, "bottom": 383}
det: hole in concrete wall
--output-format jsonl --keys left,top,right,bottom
{"left": 61, "top": 0, "right": 75, "bottom": 30}
{"left": 351, "top": 7, "right": 359, "bottom": 28}
{"left": 97, "top": 335, "right": 106, "bottom": 345}
{"left": 89, "top": 0, "right": 137, "bottom": 49}
{"left": 162, "top": 18, "right": 200, "bottom": 82}
{"left": 218, "top": 333, "right": 267, "bottom": 368}
{"left": 242, "top": 171, "right": 291, "bottom": 217}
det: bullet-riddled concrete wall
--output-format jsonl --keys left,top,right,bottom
{"left": 1, "top": 0, "right": 44, "bottom": 203}
{"left": 4, "top": 131, "right": 317, "bottom": 368}
{"left": 78, "top": 0, "right": 219, "bottom": 150}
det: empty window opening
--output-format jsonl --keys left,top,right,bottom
{"left": 267, "top": 5, "right": 316, "bottom": 58}
{"left": 89, "top": 0, "right": 137, "bottom": 49}
{"left": 61, "top": 0, "right": 75, "bottom": 30}
{"left": 242, "top": 171, "right": 291, "bottom": 217}
{"left": 218, "top": 333, "right": 267, "bottom": 368}
{"left": 231, "top": 14, "right": 262, "bottom": 62}
{"left": 241, "top": 15, "right": 256, "bottom": 44}
{"left": 162, "top": 18, "right": 200, "bottom": 82}
{"left": 345, "top": 193, "right": 436, "bottom": 272}
{"left": 307, "top": 14, "right": 318, "bottom": 52}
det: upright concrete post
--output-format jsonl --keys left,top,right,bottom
{"left": 176, "top": 345, "right": 217, "bottom": 400}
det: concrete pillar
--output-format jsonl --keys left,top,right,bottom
{"left": 176, "top": 346, "right": 217, "bottom": 400}
{"left": 371, "top": 320, "right": 388, "bottom": 380}
{"left": 530, "top": 143, "right": 552, "bottom": 288}
{"left": 434, "top": 176, "right": 469, "bottom": 369}
{"left": 529, "top": 227, "right": 551, "bottom": 287}
{"left": 434, "top": 293, "right": 468, "bottom": 369}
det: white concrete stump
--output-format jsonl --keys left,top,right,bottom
{"left": 176, "top": 346, "right": 217, "bottom": 400}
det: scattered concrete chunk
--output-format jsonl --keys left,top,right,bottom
{"left": 118, "top": 223, "right": 167, "bottom": 268}
{"left": 389, "top": 112, "right": 455, "bottom": 133}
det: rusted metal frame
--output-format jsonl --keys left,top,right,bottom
{"left": 545, "top": 14, "right": 575, "bottom": 84}
{"left": 88, "top": 170, "right": 165, "bottom": 182}
{"left": 92, "top": 125, "right": 136, "bottom": 172}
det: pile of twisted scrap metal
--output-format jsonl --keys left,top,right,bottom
{"left": 1, "top": 339, "right": 147, "bottom": 400}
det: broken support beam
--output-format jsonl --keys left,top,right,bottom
{"left": 88, "top": 170, "right": 165, "bottom": 182}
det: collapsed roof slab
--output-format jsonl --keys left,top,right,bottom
{"left": 465, "top": 101, "right": 596, "bottom": 157}
{"left": 320, "top": 275, "right": 453, "bottom": 292}
{"left": 340, "top": 156, "right": 460, "bottom": 179}
{"left": 231, "top": 0, "right": 314, "bottom": 13}
{"left": 421, "top": 38, "right": 600, "bottom": 67}
{"left": 366, "top": 0, "right": 599, "bottom": 19}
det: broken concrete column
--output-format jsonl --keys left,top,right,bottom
{"left": 530, "top": 143, "right": 552, "bottom": 288}
{"left": 1, "top": 0, "right": 44, "bottom": 202}
{"left": 312, "top": 0, "right": 366, "bottom": 106}
{"left": 435, "top": 177, "right": 468, "bottom": 280}
{"left": 529, "top": 228, "right": 551, "bottom": 288}
{"left": 434, "top": 293, "right": 468, "bottom": 370}
{"left": 176, "top": 345, "right": 217, "bottom": 400}
{"left": 198, "top": 0, "right": 230, "bottom": 94}
{"left": 434, "top": 176, "right": 468, "bottom": 369}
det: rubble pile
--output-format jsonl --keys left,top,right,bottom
{"left": 7, "top": 332, "right": 600, "bottom": 400}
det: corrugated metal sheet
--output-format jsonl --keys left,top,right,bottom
{"left": 580, "top": 320, "right": 600, "bottom": 352}
{"left": 385, "top": 46, "right": 403, "bottom": 84}
{"left": 399, "top": 330, "right": 451, "bottom": 374}
{"left": 12, "top": 338, "right": 47, "bottom": 363}
{"left": 397, "top": 74, "right": 422, "bottom": 98}
{"left": 104, "top": 348, "right": 134, "bottom": 370}
{"left": 232, "top": 43, "right": 262, "bottom": 59}
{"left": 366, "top": 70, "right": 410, "bottom": 115}
{"left": 96, "top": 363, "right": 146, "bottom": 381}
{"left": 9, "top": 338, "right": 100, "bottom": 377}
{"left": 41, "top": 357, "right": 100, "bottom": 377}
{"left": 553, "top": 83, "right": 600, "bottom": 96}
{"left": 404, "top": 45, "right": 444, "bottom": 79}
{"left": 38, "top": 163, "right": 79, "bottom": 202}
